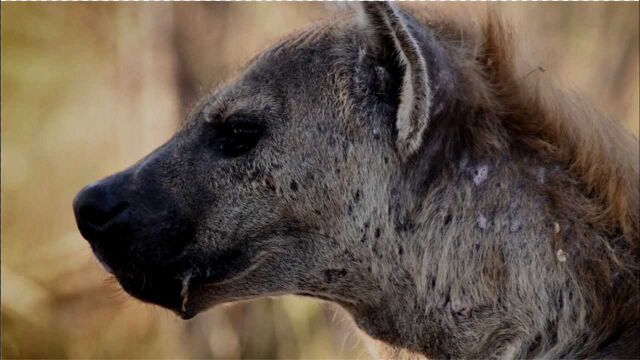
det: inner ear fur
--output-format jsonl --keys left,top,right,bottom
{"left": 358, "top": 2, "right": 432, "bottom": 161}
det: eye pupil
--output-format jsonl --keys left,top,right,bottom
{"left": 211, "top": 120, "right": 264, "bottom": 158}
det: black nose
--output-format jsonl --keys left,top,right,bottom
{"left": 73, "top": 180, "right": 130, "bottom": 242}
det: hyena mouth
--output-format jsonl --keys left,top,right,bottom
{"left": 114, "top": 247, "right": 254, "bottom": 319}
{"left": 117, "top": 271, "right": 185, "bottom": 313}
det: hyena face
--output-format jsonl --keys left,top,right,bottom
{"left": 74, "top": 4, "right": 432, "bottom": 318}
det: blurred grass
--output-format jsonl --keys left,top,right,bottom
{"left": 1, "top": 3, "right": 638, "bottom": 359}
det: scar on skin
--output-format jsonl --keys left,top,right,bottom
{"left": 180, "top": 270, "right": 193, "bottom": 312}
{"left": 557, "top": 249, "right": 568, "bottom": 262}
{"left": 473, "top": 165, "right": 489, "bottom": 185}
{"left": 477, "top": 214, "right": 488, "bottom": 230}
{"left": 510, "top": 220, "right": 522, "bottom": 232}
{"left": 536, "top": 167, "right": 546, "bottom": 184}
{"left": 357, "top": 47, "right": 367, "bottom": 62}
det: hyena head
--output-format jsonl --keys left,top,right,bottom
{"left": 74, "top": 3, "right": 443, "bottom": 319}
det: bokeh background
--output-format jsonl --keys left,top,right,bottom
{"left": 2, "top": 3, "right": 638, "bottom": 359}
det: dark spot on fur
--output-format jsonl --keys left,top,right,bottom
{"left": 398, "top": 245, "right": 404, "bottom": 255}
{"left": 354, "top": 189, "right": 361, "bottom": 202}
{"left": 361, "top": 234, "right": 367, "bottom": 243}
{"left": 443, "top": 214, "right": 452, "bottom": 226}
{"left": 344, "top": 250, "right": 357, "bottom": 263}
{"left": 249, "top": 168, "right": 262, "bottom": 181}
{"left": 452, "top": 302, "right": 472, "bottom": 318}
{"left": 395, "top": 219, "right": 414, "bottom": 232}
{"left": 290, "top": 180, "right": 298, "bottom": 192}
{"left": 342, "top": 142, "right": 350, "bottom": 159}
{"left": 323, "top": 269, "right": 347, "bottom": 283}
{"left": 526, "top": 335, "right": 543, "bottom": 356}
{"left": 375, "top": 227, "right": 381, "bottom": 238}
{"left": 443, "top": 293, "right": 451, "bottom": 308}
{"left": 384, "top": 156, "right": 389, "bottom": 164}
{"left": 265, "top": 177, "right": 276, "bottom": 192}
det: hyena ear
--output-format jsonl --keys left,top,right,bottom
{"left": 357, "top": 2, "right": 432, "bottom": 161}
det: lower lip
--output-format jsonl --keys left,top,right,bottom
{"left": 105, "top": 247, "right": 257, "bottom": 316}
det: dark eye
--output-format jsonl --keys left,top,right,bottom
{"left": 210, "top": 120, "right": 265, "bottom": 158}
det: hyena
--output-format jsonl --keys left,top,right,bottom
{"left": 73, "top": 3, "right": 639, "bottom": 359}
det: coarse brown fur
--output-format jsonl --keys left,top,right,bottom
{"left": 74, "top": 3, "right": 639, "bottom": 359}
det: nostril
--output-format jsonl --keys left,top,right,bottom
{"left": 73, "top": 182, "right": 131, "bottom": 235}
{"left": 81, "top": 201, "right": 129, "bottom": 227}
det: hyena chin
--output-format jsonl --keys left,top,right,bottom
{"left": 74, "top": 3, "right": 639, "bottom": 359}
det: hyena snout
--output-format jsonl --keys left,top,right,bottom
{"left": 73, "top": 162, "right": 198, "bottom": 312}
{"left": 73, "top": 166, "right": 193, "bottom": 276}
{"left": 73, "top": 175, "right": 132, "bottom": 244}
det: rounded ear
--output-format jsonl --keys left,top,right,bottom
{"left": 357, "top": 2, "right": 432, "bottom": 161}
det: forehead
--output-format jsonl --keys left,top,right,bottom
{"left": 197, "top": 21, "right": 352, "bottom": 122}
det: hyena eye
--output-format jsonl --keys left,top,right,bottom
{"left": 210, "top": 119, "right": 265, "bottom": 158}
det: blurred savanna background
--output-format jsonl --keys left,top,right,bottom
{"left": 2, "top": 2, "right": 638, "bottom": 359}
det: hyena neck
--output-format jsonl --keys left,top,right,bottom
{"left": 356, "top": 150, "right": 636, "bottom": 359}
{"left": 353, "top": 154, "right": 534, "bottom": 358}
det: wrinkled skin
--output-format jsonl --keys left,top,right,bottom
{"left": 74, "top": 21, "right": 397, "bottom": 318}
